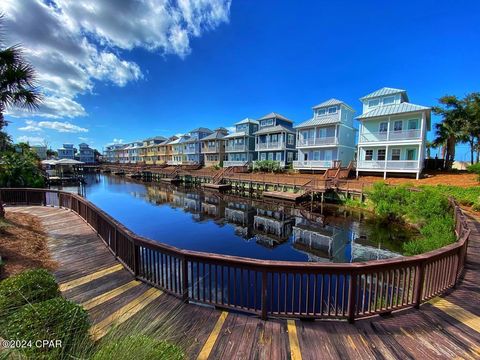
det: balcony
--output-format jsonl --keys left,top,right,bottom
{"left": 296, "top": 137, "right": 338, "bottom": 147}
{"left": 226, "top": 144, "right": 247, "bottom": 152}
{"left": 359, "top": 129, "right": 421, "bottom": 143}
{"left": 293, "top": 160, "right": 333, "bottom": 169}
{"left": 357, "top": 160, "right": 420, "bottom": 170}
{"left": 183, "top": 147, "right": 197, "bottom": 155}
{"left": 223, "top": 160, "right": 249, "bottom": 167}
{"left": 255, "top": 141, "right": 284, "bottom": 151}
{"left": 203, "top": 145, "right": 220, "bottom": 153}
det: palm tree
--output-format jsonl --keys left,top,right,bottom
{"left": 464, "top": 93, "right": 480, "bottom": 164}
{"left": 0, "top": 14, "right": 42, "bottom": 217}
{"left": 432, "top": 96, "right": 467, "bottom": 169}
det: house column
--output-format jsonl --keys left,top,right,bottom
{"left": 387, "top": 117, "right": 391, "bottom": 140}
{"left": 384, "top": 144, "right": 389, "bottom": 180}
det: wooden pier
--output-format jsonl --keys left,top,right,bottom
{"left": 201, "top": 183, "right": 232, "bottom": 191}
{"left": 262, "top": 190, "right": 306, "bottom": 201}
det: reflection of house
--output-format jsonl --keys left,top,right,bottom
{"left": 224, "top": 201, "right": 256, "bottom": 239}
{"left": 201, "top": 193, "right": 225, "bottom": 219}
{"left": 146, "top": 187, "right": 173, "bottom": 204}
{"left": 253, "top": 208, "right": 294, "bottom": 247}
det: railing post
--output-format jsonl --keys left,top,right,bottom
{"left": 133, "top": 241, "right": 140, "bottom": 277}
{"left": 182, "top": 256, "right": 189, "bottom": 303}
{"left": 347, "top": 272, "right": 357, "bottom": 323}
{"left": 261, "top": 270, "right": 268, "bottom": 320}
{"left": 414, "top": 261, "right": 426, "bottom": 308}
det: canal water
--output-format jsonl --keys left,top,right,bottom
{"left": 55, "top": 174, "right": 414, "bottom": 263}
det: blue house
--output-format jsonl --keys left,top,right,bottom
{"left": 183, "top": 127, "right": 213, "bottom": 164}
{"left": 223, "top": 118, "right": 259, "bottom": 167}
{"left": 254, "top": 112, "right": 296, "bottom": 168}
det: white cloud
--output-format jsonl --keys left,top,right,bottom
{"left": 18, "top": 120, "right": 88, "bottom": 133}
{"left": 17, "top": 135, "right": 46, "bottom": 145}
{"left": 18, "top": 120, "right": 42, "bottom": 132}
{"left": 0, "top": 0, "right": 231, "bottom": 119}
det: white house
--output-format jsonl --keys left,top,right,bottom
{"left": 293, "top": 99, "right": 356, "bottom": 171}
{"left": 356, "top": 87, "right": 431, "bottom": 179}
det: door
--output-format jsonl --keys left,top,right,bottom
{"left": 407, "top": 149, "right": 416, "bottom": 161}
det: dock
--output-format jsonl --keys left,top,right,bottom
{"left": 160, "top": 178, "right": 182, "bottom": 184}
{"left": 201, "top": 183, "right": 232, "bottom": 191}
{"left": 262, "top": 191, "right": 306, "bottom": 201}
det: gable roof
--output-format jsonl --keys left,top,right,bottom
{"left": 294, "top": 115, "right": 341, "bottom": 128}
{"left": 360, "top": 87, "right": 408, "bottom": 101}
{"left": 254, "top": 124, "right": 295, "bottom": 135}
{"left": 257, "top": 112, "right": 293, "bottom": 123}
{"left": 357, "top": 102, "right": 431, "bottom": 130}
{"left": 312, "top": 98, "right": 354, "bottom": 112}
{"left": 201, "top": 129, "right": 228, "bottom": 141}
{"left": 189, "top": 127, "right": 213, "bottom": 134}
{"left": 235, "top": 117, "right": 259, "bottom": 125}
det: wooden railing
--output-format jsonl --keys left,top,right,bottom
{"left": 0, "top": 188, "right": 470, "bottom": 322}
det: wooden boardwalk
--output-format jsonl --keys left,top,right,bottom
{"left": 6, "top": 205, "right": 480, "bottom": 359}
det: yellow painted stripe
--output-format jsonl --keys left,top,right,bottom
{"left": 287, "top": 320, "right": 302, "bottom": 360}
{"left": 59, "top": 264, "right": 124, "bottom": 292}
{"left": 81, "top": 280, "right": 141, "bottom": 310}
{"left": 197, "top": 311, "right": 228, "bottom": 360}
{"left": 90, "top": 287, "right": 162, "bottom": 341}
{"left": 430, "top": 297, "right": 480, "bottom": 333}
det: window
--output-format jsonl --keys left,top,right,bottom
{"left": 391, "top": 149, "right": 401, "bottom": 161}
{"left": 407, "top": 149, "right": 416, "bottom": 161}
{"left": 287, "top": 134, "right": 294, "bottom": 145}
{"left": 328, "top": 106, "right": 338, "bottom": 114}
{"left": 261, "top": 119, "right": 274, "bottom": 127}
{"left": 408, "top": 119, "right": 419, "bottom": 130}
{"left": 271, "top": 134, "right": 278, "bottom": 142}
{"left": 377, "top": 149, "right": 386, "bottom": 161}
{"left": 379, "top": 122, "right": 388, "bottom": 133}
{"left": 365, "top": 149, "right": 373, "bottom": 161}
{"left": 317, "top": 108, "right": 326, "bottom": 117}
{"left": 268, "top": 152, "right": 274, "bottom": 160}
{"left": 287, "top": 152, "right": 293, "bottom": 162}
{"left": 383, "top": 96, "right": 395, "bottom": 105}
{"left": 275, "top": 152, "right": 281, "bottom": 161}
{"left": 304, "top": 153, "right": 308, "bottom": 161}
{"left": 313, "top": 151, "right": 320, "bottom": 160}
{"left": 368, "top": 99, "right": 380, "bottom": 107}
{"left": 394, "top": 120, "right": 403, "bottom": 131}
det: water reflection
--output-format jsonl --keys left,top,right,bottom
{"left": 53, "top": 174, "right": 411, "bottom": 263}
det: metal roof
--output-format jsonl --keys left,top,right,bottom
{"left": 224, "top": 131, "right": 247, "bottom": 139}
{"left": 254, "top": 125, "right": 295, "bottom": 135}
{"left": 360, "top": 87, "right": 407, "bottom": 101}
{"left": 312, "top": 98, "right": 354, "bottom": 111}
{"left": 257, "top": 112, "right": 293, "bottom": 123}
{"left": 201, "top": 129, "right": 228, "bottom": 141}
{"left": 235, "top": 118, "right": 259, "bottom": 125}
{"left": 294, "top": 115, "right": 341, "bottom": 128}
{"left": 357, "top": 102, "right": 430, "bottom": 120}
{"left": 188, "top": 127, "right": 213, "bottom": 134}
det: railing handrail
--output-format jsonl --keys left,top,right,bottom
{"left": 1, "top": 188, "right": 470, "bottom": 321}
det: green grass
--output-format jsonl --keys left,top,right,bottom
{"left": 0, "top": 268, "right": 60, "bottom": 318}
{"left": 366, "top": 183, "right": 457, "bottom": 255}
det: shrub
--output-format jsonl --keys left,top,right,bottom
{"left": 467, "top": 163, "right": 480, "bottom": 182}
{"left": 0, "top": 268, "right": 59, "bottom": 317}
{"left": 252, "top": 160, "right": 283, "bottom": 173}
{"left": 1, "top": 297, "right": 90, "bottom": 358}
{"left": 92, "top": 335, "right": 184, "bottom": 360}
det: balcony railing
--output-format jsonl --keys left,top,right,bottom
{"left": 297, "top": 137, "right": 338, "bottom": 147}
{"left": 223, "top": 160, "right": 248, "bottom": 167}
{"left": 255, "top": 141, "right": 284, "bottom": 150}
{"left": 183, "top": 147, "right": 197, "bottom": 155}
{"left": 203, "top": 145, "right": 220, "bottom": 153}
{"left": 226, "top": 144, "right": 247, "bottom": 152}
{"left": 357, "top": 160, "right": 420, "bottom": 170}
{"left": 293, "top": 160, "right": 333, "bottom": 169}
{"left": 359, "top": 129, "right": 421, "bottom": 143}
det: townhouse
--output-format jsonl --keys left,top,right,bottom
{"left": 293, "top": 99, "right": 356, "bottom": 171}
{"left": 158, "top": 136, "right": 178, "bottom": 164}
{"left": 57, "top": 144, "right": 75, "bottom": 160}
{"left": 254, "top": 112, "right": 296, "bottom": 168}
{"left": 169, "top": 134, "right": 191, "bottom": 165}
{"left": 200, "top": 127, "right": 229, "bottom": 167}
{"left": 183, "top": 127, "right": 213, "bottom": 165}
{"left": 77, "top": 143, "right": 95, "bottom": 164}
{"left": 355, "top": 87, "right": 431, "bottom": 179}
{"left": 223, "top": 118, "right": 259, "bottom": 167}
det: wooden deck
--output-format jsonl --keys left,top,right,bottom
{"left": 201, "top": 183, "right": 232, "bottom": 191}
{"left": 6, "top": 205, "right": 480, "bottom": 359}
{"left": 262, "top": 191, "right": 306, "bottom": 202}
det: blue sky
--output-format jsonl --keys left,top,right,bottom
{"left": 2, "top": 0, "right": 480, "bottom": 159}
